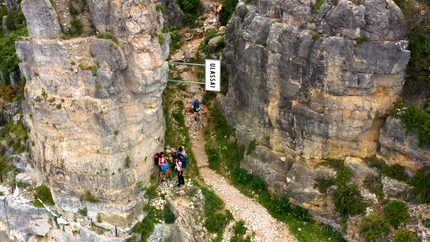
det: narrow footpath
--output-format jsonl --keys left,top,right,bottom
{"left": 183, "top": 87, "right": 297, "bottom": 242}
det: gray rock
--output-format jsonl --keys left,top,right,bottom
{"left": 15, "top": 172, "right": 33, "bottom": 185}
{"left": 4, "top": 0, "right": 20, "bottom": 10}
{"left": 28, "top": 215, "right": 51, "bottom": 236}
{"left": 164, "top": 0, "right": 184, "bottom": 27}
{"left": 21, "top": 0, "right": 61, "bottom": 39}
{"left": 381, "top": 176, "right": 409, "bottom": 196}
{"left": 379, "top": 116, "right": 430, "bottom": 170}
{"left": 208, "top": 36, "right": 224, "bottom": 54}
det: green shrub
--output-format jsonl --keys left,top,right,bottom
{"left": 96, "top": 32, "right": 119, "bottom": 44}
{"left": 5, "top": 10, "right": 26, "bottom": 31}
{"left": 230, "top": 220, "right": 251, "bottom": 242}
{"left": 201, "top": 186, "right": 233, "bottom": 235}
{"left": 383, "top": 200, "right": 409, "bottom": 228}
{"left": 246, "top": 139, "right": 257, "bottom": 155}
{"left": 355, "top": 35, "right": 368, "bottom": 44}
{"left": 422, "top": 218, "right": 430, "bottom": 227}
{"left": 383, "top": 164, "right": 408, "bottom": 181}
{"left": 132, "top": 216, "right": 154, "bottom": 241}
{"left": 359, "top": 213, "right": 391, "bottom": 242}
{"left": 0, "top": 28, "right": 28, "bottom": 84}
{"left": 314, "top": 176, "right": 336, "bottom": 193}
{"left": 401, "top": 104, "right": 423, "bottom": 135}
{"left": 164, "top": 203, "right": 175, "bottom": 224}
{"left": 408, "top": 166, "right": 430, "bottom": 204}
{"left": 392, "top": 229, "right": 419, "bottom": 242}
{"left": 251, "top": 175, "right": 268, "bottom": 191}
{"left": 220, "top": 0, "right": 238, "bottom": 26}
{"left": 292, "top": 205, "right": 309, "bottom": 222}
{"left": 0, "top": 156, "right": 15, "bottom": 176}
{"left": 234, "top": 168, "right": 251, "bottom": 184}
{"left": 34, "top": 184, "right": 55, "bottom": 206}
{"left": 83, "top": 190, "right": 98, "bottom": 203}
{"left": 78, "top": 207, "right": 88, "bottom": 216}
{"left": 333, "top": 183, "right": 367, "bottom": 217}
{"left": 271, "top": 196, "right": 291, "bottom": 216}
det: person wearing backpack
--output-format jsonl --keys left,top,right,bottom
{"left": 158, "top": 152, "right": 170, "bottom": 182}
{"left": 174, "top": 156, "right": 184, "bottom": 188}
{"left": 189, "top": 99, "right": 206, "bottom": 123}
{"left": 177, "top": 146, "right": 187, "bottom": 171}
{"left": 214, "top": 5, "right": 223, "bottom": 28}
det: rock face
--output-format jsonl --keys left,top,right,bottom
{"left": 219, "top": 0, "right": 410, "bottom": 221}
{"left": 16, "top": 0, "right": 169, "bottom": 228}
{"left": 379, "top": 116, "right": 430, "bottom": 169}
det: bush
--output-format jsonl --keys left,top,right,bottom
{"left": 233, "top": 168, "right": 251, "bottom": 185}
{"left": 422, "top": 218, "right": 430, "bottom": 227}
{"left": 408, "top": 166, "right": 430, "bottom": 204}
{"left": 359, "top": 213, "right": 391, "bottom": 242}
{"left": 392, "top": 229, "right": 419, "bottom": 242}
{"left": 78, "top": 207, "right": 88, "bottom": 216}
{"left": 383, "top": 200, "right": 409, "bottom": 228}
{"left": 164, "top": 203, "right": 175, "bottom": 224}
{"left": 35, "top": 184, "right": 55, "bottom": 206}
{"left": 246, "top": 139, "right": 257, "bottom": 155}
{"left": 383, "top": 164, "right": 408, "bottom": 181}
{"left": 132, "top": 217, "right": 154, "bottom": 237}
{"left": 333, "top": 183, "right": 367, "bottom": 217}
{"left": 251, "top": 175, "right": 268, "bottom": 191}
{"left": 96, "top": 32, "right": 119, "bottom": 44}
{"left": 271, "top": 196, "right": 291, "bottom": 216}
{"left": 230, "top": 220, "right": 251, "bottom": 242}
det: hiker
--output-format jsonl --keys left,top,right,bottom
{"left": 177, "top": 146, "right": 187, "bottom": 171}
{"left": 174, "top": 156, "right": 185, "bottom": 187}
{"left": 189, "top": 99, "right": 206, "bottom": 122}
{"left": 158, "top": 152, "right": 170, "bottom": 181}
{"left": 214, "top": 4, "right": 223, "bottom": 28}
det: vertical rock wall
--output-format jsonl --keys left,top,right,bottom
{"left": 219, "top": 0, "right": 410, "bottom": 216}
{"left": 17, "top": 0, "right": 168, "bottom": 227}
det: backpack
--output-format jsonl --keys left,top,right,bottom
{"left": 216, "top": 5, "right": 223, "bottom": 13}
{"left": 154, "top": 153, "right": 160, "bottom": 166}
{"left": 171, "top": 151, "right": 179, "bottom": 160}
{"left": 178, "top": 152, "right": 187, "bottom": 169}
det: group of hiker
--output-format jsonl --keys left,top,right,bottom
{"left": 154, "top": 146, "right": 186, "bottom": 187}
{"left": 154, "top": 99, "right": 206, "bottom": 188}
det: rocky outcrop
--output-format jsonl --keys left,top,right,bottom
{"left": 15, "top": 0, "right": 169, "bottom": 230}
{"left": 219, "top": 0, "right": 410, "bottom": 227}
{"left": 379, "top": 116, "right": 430, "bottom": 169}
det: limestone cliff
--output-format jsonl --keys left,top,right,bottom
{"left": 219, "top": 0, "right": 411, "bottom": 225}
{"left": 16, "top": 0, "right": 169, "bottom": 228}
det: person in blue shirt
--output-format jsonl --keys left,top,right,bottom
{"left": 189, "top": 99, "right": 206, "bottom": 122}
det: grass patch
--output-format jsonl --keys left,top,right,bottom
{"left": 96, "top": 32, "right": 119, "bottom": 44}
{"left": 200, "top": 185, "right": 233, "bottom": 237}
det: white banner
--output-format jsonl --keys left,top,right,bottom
{"left": 205, "top": 59, "right": 221, "bottom": 92}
